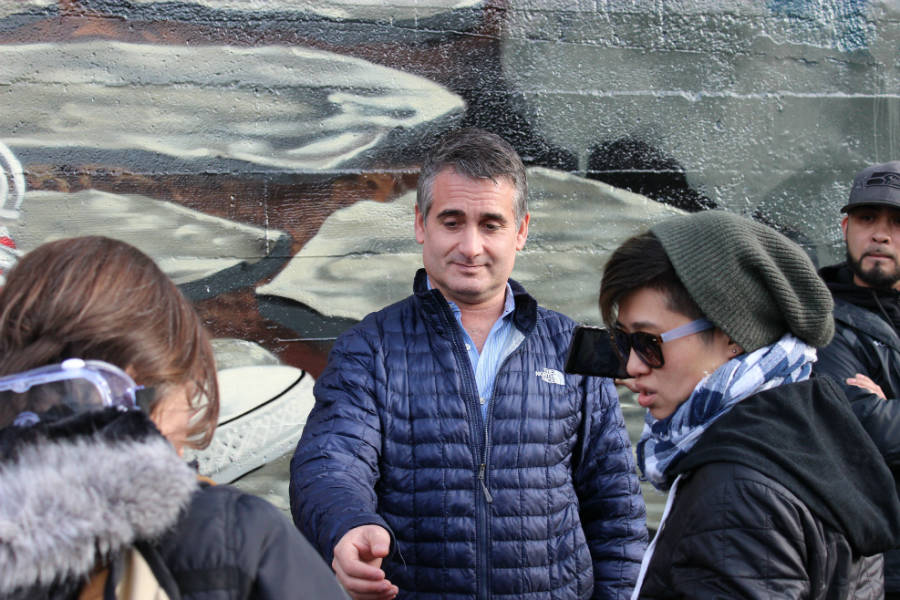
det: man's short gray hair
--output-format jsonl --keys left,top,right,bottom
{"left": 416, "top": 128, "right": 527, "bottom": 226}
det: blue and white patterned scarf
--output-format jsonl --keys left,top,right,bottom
{"left": 636, "top": 333, "right": 817, "bottom": 491}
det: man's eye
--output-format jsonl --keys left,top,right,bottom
{"left": 483, "top": 223, "right": 500, "bottom": 231}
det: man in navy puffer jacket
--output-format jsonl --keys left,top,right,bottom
{"left": 290, "top": 128, "right": 647, "bottom": 600}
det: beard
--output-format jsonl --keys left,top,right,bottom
{"left": 847, "top": 248, "right": 900, "bottom": 290}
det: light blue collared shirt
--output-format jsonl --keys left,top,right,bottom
{"left": 428, "top": 278, "right": 520, "bottom": 418}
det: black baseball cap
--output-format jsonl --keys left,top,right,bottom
{"left": 841, "top": 160, "right": 900, "bottom": 213}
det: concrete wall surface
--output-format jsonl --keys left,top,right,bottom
{"left": 0, "top": 0, "right": 897, "bottom": 523}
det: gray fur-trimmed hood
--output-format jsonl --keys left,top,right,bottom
{"left": 0, "top": 409, "right": 199, "bottom": 596}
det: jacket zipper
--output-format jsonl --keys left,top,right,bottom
{"left": 434, "top": 301, "right": 492, "bottom": 598}
{"left": 475, "top": 342, "right": 527, "bottom": 598}
{"left": 438, "top": 298, "right": 526, "bottom": 599}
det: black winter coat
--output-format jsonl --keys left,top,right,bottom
{"left": 816, "top": 263, "right": 900, "bottom": 465}
{"left": 635, "top": 378, "right": 900, "bottom": 599}
{"left": 816, "top": 262, "right": 900, "bottom": 593}
{"left": 157, "top": 483, "right": 349, "bottom": 599}
{"left": 0, "top": 408, "right": 347, "bottom": 600}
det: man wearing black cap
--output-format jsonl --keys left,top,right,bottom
{"left": 815, "top": 160, "right": 900, "bottom": 598}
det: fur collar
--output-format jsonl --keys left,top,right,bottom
{"left": 0, "top": 410, "right": 198, "bottom": 594}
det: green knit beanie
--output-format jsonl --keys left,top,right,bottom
{"left": 650, "top": 210, "right": 834, "bottom": 352}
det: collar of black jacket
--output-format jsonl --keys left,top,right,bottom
{"left": 0, "top": 408, "right": 198, "bottom": 597}
{"left": 820, "top": 262, "right": 900, "bottom": 304}
{"left": 412, "top": 268, "right": 538, "bottom": 335}
{"left": 820, "top": 262, "right": 900, "bottom": 332}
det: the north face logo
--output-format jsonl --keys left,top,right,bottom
{"left": 865, "top": 171, "right": 900, "bottom": 190}
{"left": 536, "top": 368, "right": 565, "bottom": 385}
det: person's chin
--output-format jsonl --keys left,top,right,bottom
{"left": 447, "top": 269, "right": 488, "bottom": 287}
{"left": 644, "top": 395, "right": 678, "bottom": 420}
{"left": 862, "top": 257, "right": 892, "bottom": 271}
{"left": 448, "top": 284, "right": 486, "bottom": 300}
{"left": 861, "top": 265, "right": 900, "bottom": 287}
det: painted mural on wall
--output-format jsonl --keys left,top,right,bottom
{"left": 0, "top": 0, "right": 898, "bottom": 519}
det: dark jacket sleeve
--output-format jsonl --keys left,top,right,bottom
{"left": 239, "top": 493, "right": 350, "bottom": 600}
{"left": 573, "top": 376, "right": 648, "bottom": 600}
{"left": 289, "top": 324, "right": 393, "bottom": 564}
{"left": 815, "top": 330, "right": 900, "bottom": 466}
{"left": 160, "top": 485, "right": 349, "bottom": 600}
{"left": 815, "top": 324, "right": 882, "bottom": 403}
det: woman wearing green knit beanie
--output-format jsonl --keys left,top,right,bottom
{"left": 600, "top": 210, "right": 900, "bottom": 599}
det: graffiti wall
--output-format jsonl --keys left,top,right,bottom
{"left": 0, "top": 0, "right": 898, "bottom": 522}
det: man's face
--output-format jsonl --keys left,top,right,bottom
{"left": 842, "top": 205, "right": 900, "bottom": 290}
{"left": 415, "top": 168, "right": 529, "bottom": 308}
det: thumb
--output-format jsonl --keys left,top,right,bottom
{"left": 365, "top": 527, "right": 390, "bottom": 558}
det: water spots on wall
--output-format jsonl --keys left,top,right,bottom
{"left": 0, "top": 0, "right": 897, "bottom": 512}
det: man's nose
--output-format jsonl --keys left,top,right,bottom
{"left": 457, "top": 226, "right": 483, "bottom": 257}
{"left": 872, "top": 218, "right": 892, "bottom": 242}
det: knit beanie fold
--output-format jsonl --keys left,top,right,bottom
{"left": 650, "top": 210, "right": 834, "bottom": 352}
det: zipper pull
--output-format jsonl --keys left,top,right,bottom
{"left": 478, "top": 463, "right": 493, "bottom": 503}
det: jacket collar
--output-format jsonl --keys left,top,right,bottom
{"left": 833, "top": 297, "right": 900, "bottom": 350}
{"left": 820, "top": 262, "right": 900, "bottom": 348}
{"left": 0, "top": 410, "right": 198, "bottom": 596}
{"left": 412, "top": 268, "right": 537, "bottom": 335}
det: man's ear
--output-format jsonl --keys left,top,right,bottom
{"left": 415, "top": 205, "right": 425, "bottom": 245}
{"left": 515, "top": 213, "right": 530, "bottom": 251}
{"left": 840, "top": 214, "right": 849, "bottom": 241}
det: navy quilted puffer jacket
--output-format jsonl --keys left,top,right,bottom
{"left": 291, "top": 270, "right": 647, "bottom": 599}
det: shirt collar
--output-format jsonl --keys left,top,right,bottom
{"left": 426, "top": 276, "right": 515, "bottom": 320}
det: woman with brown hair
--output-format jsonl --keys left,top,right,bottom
{"left": 0, "top": 236, "right": 347, "bottom": 599}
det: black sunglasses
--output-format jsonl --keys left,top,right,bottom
{"left": 611, "top": 318, "right": 714, "bottom": 370}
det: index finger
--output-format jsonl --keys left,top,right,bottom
{"left": 333, "top": 551, "right": 387, "bottom": 582}
{"left": 333, "top": 562, "right": 395, "bottom": 599}
{"left": 614, "top": 377, "right": 639, "bottom": 393}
